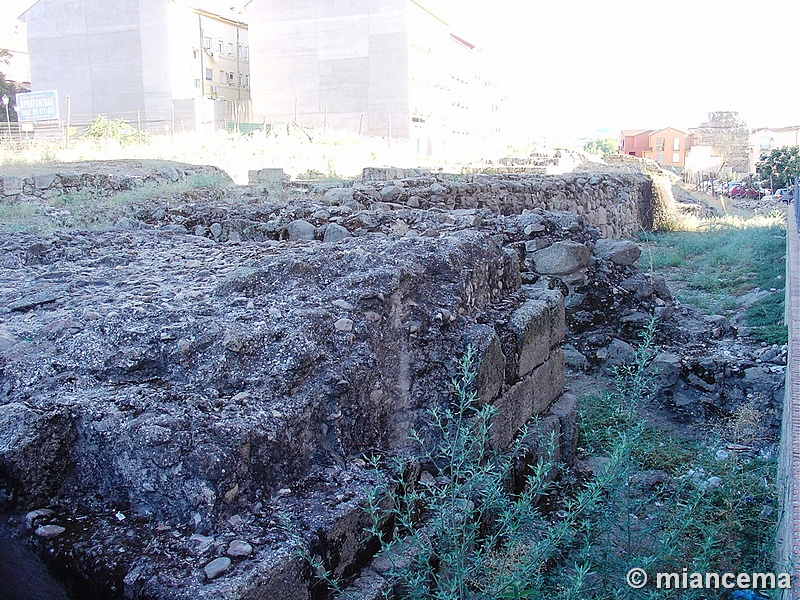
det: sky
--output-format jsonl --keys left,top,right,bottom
{"left": 2, "top": 0, "right": 798, "bottom": 136}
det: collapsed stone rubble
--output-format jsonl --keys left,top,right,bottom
{"left": 0, "top": 160, "right": 783, "bottom": 598}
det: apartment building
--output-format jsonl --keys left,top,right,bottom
{"left": 22, "top": 0, "right": 250, "bottom": 130}
{"left": 749, "top": 125, "right": 800, "bottom": 172}
{"left": 620, "top": 127, "right": 691, "bottom": 172}
{"left": 246, "top": 0, "right": 504, "bottom": 153}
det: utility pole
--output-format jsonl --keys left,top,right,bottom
{"left": 1, "top": 95, "right": 9, "bottom": 139}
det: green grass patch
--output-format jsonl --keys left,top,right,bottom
{"left": 0, "top": 171, "right": 230, "bottom": 233}
{"left": 639, "top": 212, "right": 787, "bottom": 339}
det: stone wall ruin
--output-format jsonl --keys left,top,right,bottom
{"left": 0, "top": 159, "right": 684, "bottom": 598}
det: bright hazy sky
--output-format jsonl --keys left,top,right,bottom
{"left": 3, "top": 0, "right": 798, "bottom": 135}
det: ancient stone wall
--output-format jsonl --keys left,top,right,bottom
{"left": 344, "top": 168, "right": 672, "bottom": 239}
{"left": 2, "top": 162, "right": 675, "bottom": 240}
{"left": 0, "top": 203, "right": 591, "bottom": 598}
{"left": 0, "top": 162, "right": 230, "bottom": 202}
{"left": 0, "top": 159, "right": 681, "bottom": 598}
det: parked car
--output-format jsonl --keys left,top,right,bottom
{"left": 727, "top": 184, "right": 762, "bottom": 199}
{"left": 774, "top": 188, "right": 793, "bottom": 202}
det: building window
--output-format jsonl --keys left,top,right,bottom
{"left": 228, "top": 43, "right": 234, "bottom": 56}
{"left": 220, "top": 70, "right": 225, "bottom": 84}
{"left": 243, "top": 46, "right": 249, "bottom": 60}
{"left": 655, "top": 137, "right": 665, "bottom": 151}
{"left": 244, "top": 74, "right": 249, "bottom": 87}
{"left": 205, "top": 68, "right": 213, "bottom": 81}
{"left": 657, "top": 152, "right": 665, "bottom": 163}
{"left": 672, "top": 138, "right": 680, "bottom": 151}
{"left": 193, "top": 49, "right": 198, "bottom": 59}
{"left": 194, "top": 79, "right": 201, "bottom": 89}
{"left": 203, "top": 37, "right": 211, "bottom": 49}
{"left": 760, "top": 137, "right": 772, "bottom": 150}
{"left": 216, "top": 40, "right": 223, "bottom": 53}
{"left": 672, "top": 152, "right": 680, "bottom": 164}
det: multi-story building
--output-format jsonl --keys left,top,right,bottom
{"left": 620, "top": 129, "right": 652, "bottom": 158}
{"left": 22, "top": 0, "right": 250, "bottom": 131}
{"left": 620, "top": 127, "right": 692, "bottom": 172}
{"left": 246, "top": 0, "right": 504, "bottom": 154}
{"left": 749, "top": 125, "right": 800, "bottom": 172}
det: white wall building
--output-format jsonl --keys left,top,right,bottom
{"left": 22, "top": 0, "right": 250, "bottom": 131}
{"left": 246, "top": 0, "right": 504, "bottom": 154}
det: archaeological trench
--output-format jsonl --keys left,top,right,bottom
{"left": 0, "top": 159, "right": 785, "bottom": 598}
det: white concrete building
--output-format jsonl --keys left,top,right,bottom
{"left": 22, "top": 0, "right": 250, "bottom": 131}
{"left": 246, "top": 0, "right": 504, "bottom": 154}
{"left": 749, "top": 126, "right": 800, "bottom": 172}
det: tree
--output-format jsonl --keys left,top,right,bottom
{"left": 584, "top": 137, "right": 618, "bottom": 155}
{"left": 692, "top": 111, "right": 750, "bottom": 174}
{"left": 757, "top": 146, "right": 800, "bottom": 189}
{"left": 0, "top": 49, "right": 29, "bottom": 122}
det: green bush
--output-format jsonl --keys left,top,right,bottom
{"left": 293, "top": 323, "right": 779, "bottom": 598}
{"left": 82, "top": 114, "right": 146, "bottom": 146}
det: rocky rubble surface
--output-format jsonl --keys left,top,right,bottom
{"left": 0, "top": 162, "right": 784, "bottom": 598}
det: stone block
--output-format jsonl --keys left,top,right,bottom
{"left": 530, "top": 240, "right": 591, "bottom": 275}
{"left": 0, "top": 403, "right": 73, "bottom": 506}
{"left": 323, "top": 187, "right": 355, "bottom": 205}
{"left": 33, "top": 173, "right": 56, "bottom": 190}
{"left": 285, "top": 219, "right": 316, "bottom": 241}
{"left": 463, "top": 324, "right": 506, "bottom": 406}
{"left": 520, "top": 414, "right": 561, "bottom": 465}
{"left": 509, "top": 299, "right": 550, "bottom": 377}
{"left": 594, "top": 238, "right": 641, "bottom": 266}
{"left": 323, "top": 223, "right": 350, "bottom": 243}
{"left": 1, "top": 175, "right": 23, "bottom": 196}
{"left": 547, "top": 392, "right": 578, "bottom": 466}
{"left": 531, "top": 349, "right": 565, "bottom": 415}
{"left": 520, "top": 287, "right": 565, "bottom": 348}
{"left": 490, "top": 375, "right": 534, "bottom": 449}
{"left": 248, "top": 168, "right": 287, "bottom": 186}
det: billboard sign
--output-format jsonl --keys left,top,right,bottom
{"left": 16, "top": 90, "right": 60, "bottom": 122}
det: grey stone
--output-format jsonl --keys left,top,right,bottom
{"left": 520, "top": 287, "right": 565, "bottom": 348}
{"left": 547, "top": 393, "right": 578, "bottom": 466}
{"left": 210, "top": 222, "right": 223, "bottom": 239}
{"left": 248, "top": 168, "right": 286, "bottom": 186}
{"left": 599, "top": 338, "right": 635, "bottom": 373}
{"left": 9, "top": 289, "right": 61, "bottom": 312}
{"left": 1, "top": 176, "right": 23, "bottom": 196}
{"left": 562, "top": 344, "right": 589, "bottom": 370}
{"left": 594, "top": 238, "right": 642, "bottom": 265}
{"left": 0, "top": 327, "right": 17, "bottom": 351}
{"left": 491, "top": 375, "right": 534, "bottom": 449}
{"left": 509, "top": 299, "right": 550, "bottom": 377}
{"left": 429, "top": 182, "right": 448, "bottom": 195}
{"left": 35, "top": 525, "right": 66, "bottom": 538}
{"left": 34, "top": 173, "right": 57, "bottom": 190}
{"left": 334, "top": 318, "right": 354, "bottom": 332}
{"left": 204, "top": 557, "right": 231, "bottom": 579}
{"left": 286, "top": 219, "right": 316, "bottom": 241}
{"left": 463, "top": 324, "right": 506, "bottom": 406}
{"left": 380, "top": 185, "right": 404, "bottom": 203}
{"left": 227, "top": 540, "right": 253, "bottom": 557}
{"left": 530, "top": 350, "right": 564, "bottom": 414}
{"left": 323, "top": 223, "right": 350, "bottom": 243}
{"left": 324, "top": 187, "right": 354, "bottom": 205}
{"left": 530, "top": 241, "right": 590, "bottom": 275}
{"left": 647, "top": 352, "right": 682, "bottom": 388}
